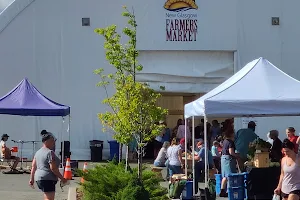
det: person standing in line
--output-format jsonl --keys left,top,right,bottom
{"left": 211, "top": 120, "right": 221, "bottom": 142}
{"left": 176, "top": 120, "right": 191, "bottom": 146}
{"left": 29, "top": 133, "right": 67, "bottom": 200}
{"left": 194, "top": 139, "right": 216, "bottom": 186}
{"left": 167, "top": 138, "right": 184, "bottom": 182}
{"left": 286, "top": 127, "right": 299, "bottom": 153}
{"left": 220, "top": 128, "right": 239, "bottom": 197}
{"left": 235, "top": 121, "right": 258, "bottom": 169}
{"left": 211, "top": 140, "right": 221, "bottom": 172}
{"left": 268, "top": 130, "right": 283, "bottom": 162}
{"left": 171, "top": 119, "right": 182, "bottom": 140}
{"left": 274, "top": 139, "right": 300, "bottom": 200}
{"left": 161, "top": 120, "right": 171, "bottom": 143}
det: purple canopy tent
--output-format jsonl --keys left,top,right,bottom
{"left": 0, "top": 78, "right": 70, "bottom": 116}
{"left": 0, "top": 78, "right": 70, "bottom": 165}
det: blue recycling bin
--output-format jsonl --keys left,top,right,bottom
{"left": 227, "top": 173, "right": 248, "bottom": 200}
{"left": 108, "top": 140, "right": 119, "bottom": 160}
{"left": 228, "top": 173, "right": 245, "bottom": 188}
{"left": 228, "top": 187, "right": 245, "bottom": 200}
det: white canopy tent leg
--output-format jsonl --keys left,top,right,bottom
{"left": 184, "top": 118, "right": 188, "bottom": 177}
{"left": 68, "top": 115, "right": 71, "bottom": 142}
{"left": 192, "top": 116, "right": 196, "bottom": 196}
{"left": 61, "top": 114, "right": 70, "bottom": 168}
{"left": 204, "top": 115, "right": 208, "bottom": 188}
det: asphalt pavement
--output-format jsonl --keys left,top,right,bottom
{"left": 0, "top": 171, "right": 77, "bottom": 200}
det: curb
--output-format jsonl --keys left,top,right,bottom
{"left": 68, "top": 187, "right": 77, "bottom": 200}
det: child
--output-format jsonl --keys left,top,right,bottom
{"left": 211, "top": 141, "right": 221, "bottom": 173}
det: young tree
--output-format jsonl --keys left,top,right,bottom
{"left": 94, "top": 7, "right": 167, "bottom": 179}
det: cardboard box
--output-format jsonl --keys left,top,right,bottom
{"left": 254, "top": 152, "right": 269, "bottom": 168}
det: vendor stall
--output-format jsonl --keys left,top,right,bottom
{"left": 184, "top": 57, "right": 300, "bottom": 197}
{"left": 0, "top": 78, "right": 70, "bottom": 167}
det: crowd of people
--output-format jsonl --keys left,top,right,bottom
{"left": 153, "top": 118, "right": 300, "bottom": 199}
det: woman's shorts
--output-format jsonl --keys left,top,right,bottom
{"left": 221, "top": 155, "right": 237, "bottom": 177}
{"left": 168, "top": 165, "right": 182, "bottom": 177}
{"left": 36, "top": 180, "right": 57, "bottom": 192}
{"left": 281, "top": 190, "right": 300, "bottom": 199}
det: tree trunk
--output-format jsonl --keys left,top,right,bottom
{"left": 137, "top": 145, "right": 142, "bottom": 179}
{"left": 119, "top": 143, "right": 123, "bottom": 163}
{"left": 125, "top": 145, "right": 129, "bottom": 171}
{"left": 137, "top": 132, "right": 143, "bottom": 180}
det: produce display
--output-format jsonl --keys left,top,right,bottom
{"left": 248, "top": 137, "right": 272, "bottom": 160}
{"left": 269, "top": 162, "right": 280, "bottom": 167}
{"left": 182, "top": 152, "right": 192, "bottom": 159}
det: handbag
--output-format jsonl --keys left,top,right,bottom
{"left": 168, "top": 180, "right": 186, "bottom": 198}
{"left": 272, "top": 194, "right": 280, "bottom": 200}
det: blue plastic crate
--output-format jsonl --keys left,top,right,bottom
{"left": 228, "top": 187, "right": 245, "bottom": 200}
{"left": 228, "top": 173, "right": 245, "bottom": 188}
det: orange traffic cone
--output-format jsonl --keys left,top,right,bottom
{"left": 81, "top": 162, "right": 88, "bottom": 183}
{"left": 63, "top": 158, "right": 72, "bottom": 180}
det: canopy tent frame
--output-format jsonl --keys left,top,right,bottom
{"left": 183, "top": 57, "right": 300, "bottom": 196}
{"left": 0, "top": 78, "right": 71, "bottom": 167}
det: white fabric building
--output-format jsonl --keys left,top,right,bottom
{"left": 1, "top": 0, "right": 300, "bottom": 159}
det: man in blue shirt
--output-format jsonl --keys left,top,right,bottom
{"left": 160, "top": 120, "right": 171, "bottom": 143}
{"left": 235, "top": 121, "right": 258, "bottom": 169}
{"left": 194, "top": 140, "right": 215, "bottom": 188}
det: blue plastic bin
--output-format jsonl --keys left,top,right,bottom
{"left": 182, "top": 181, "right": 193, "bottom": 199}
{"left": 108, "top": 140, "right": 119, "bottom": 160}
{"left": 228, "top": 187, "right": 245, "bottom": 200}
{"left": 228, "top": 173, "right": 245, "bottom": 188}
{"left": 215, "top": 174, "right": 222, "bottom": 195}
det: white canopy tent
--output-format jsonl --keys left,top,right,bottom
{"left": 184, "top": 57, "right": 300, "bottom": 195}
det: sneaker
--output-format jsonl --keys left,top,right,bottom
{"left": 219, "top": 189, "right": 228, "bottom": 197}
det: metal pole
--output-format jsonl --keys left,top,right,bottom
{"left": 204, "top": 115, "right": 208, "bottom": 188}
{"left": 61, "top": 117, "right": 65, "bottom": 168}
{"left": 192, "top": 116, "right": 195, "bottom": 196}
{"left": 68, "top": 115, "right": 71, "bottom": 142}
{"left": 184, "top": 118, "right": 187, "bottom": 177}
